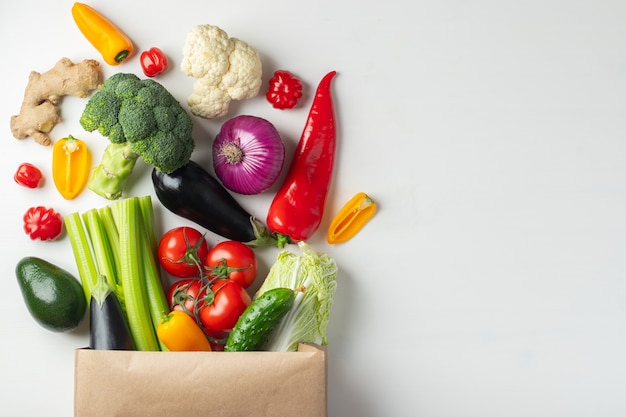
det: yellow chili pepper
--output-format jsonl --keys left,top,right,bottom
{"left": 52, "top": 135, "right": 91, "bottom": 200}
{"left": 157, "top": 310, "right": 212, "bottom": 352}
{"left": 327, "top": 192, "right": 377, "bottom": 244}
{"left": 71, "top": 2, "right": 134, "bottom": 66}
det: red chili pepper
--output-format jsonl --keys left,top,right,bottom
{"left": 139, "top": 47, "right": 169, "bottom": 77}
{"left": 266, "top": 71, "right": 337, "bottom": 242}
{"left": 23, "top": 206, "right": 63, "bottom": 241}
{"left": 14, "top": 163, "right": 44, "bottom": 189}
{"left": 266, "top": 70, "right": 303, "bottom": 109}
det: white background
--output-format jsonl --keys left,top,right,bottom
{"left": 2, "top": 0, "right": 626, "bottom": 416}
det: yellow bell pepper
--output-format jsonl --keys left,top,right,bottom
{"left": 71, "top": 2, "right": 134, "bottom": 66}
{"left": 52, "top": 135, "right": 91, "bottom": 200}
{"left": 157, "top": 310, "right": 212, "bottom": 352}
{"left": 327, "top": 192, "right": 377, "bottom": 244}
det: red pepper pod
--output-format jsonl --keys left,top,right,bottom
{"left": 14, "top": 163, "right": 44, "bottom": 189}
{"left": 266, "top": 71, "right": 337, "bottom": 242}
{"left": 266, "top": 70, "right": 303, "bottom": 109}
{"left": 23, "top": 206, "right": 63, "bottom": 241}
{"left": 140, "top": 47, "right": 169, "bottom": 77}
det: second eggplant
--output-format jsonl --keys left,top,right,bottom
{"left": 152, "top": 160, "right": 284, "bottom": 247}
{"left": 90, "top": 275, "right": 135, "bottom": 351}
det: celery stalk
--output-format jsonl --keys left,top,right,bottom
{"left": 138, "top": 195, "right": 169, "bottom": 351}
{"left": 98, "top": 205, "right": 121, "bottom": 277}
{"left": 81, "top": 208, "right": 126, "bottom": 313}
{"left": 82, "top": 209, "right": 119, "bottom": 293}
{"left": 97, "top": 205, "right": 125, "bottom": 306}
{"left": 115, "top": 197, "right": 160, "bottom": 351}
{"left": 139, "top": 195, "right": 157, "bottom": 251}
{"left": 64, "top": 213, "right": 98, "bottom": 305}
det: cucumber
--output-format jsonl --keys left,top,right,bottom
{"left": 224, "top": 287, "right": 295, "bottom": 352}
{"left": 15, "top": 256, "right": 87, "bottom": 332}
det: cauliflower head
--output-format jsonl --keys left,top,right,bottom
{"left": 180, "top": 24, "right": 263, "bottom": 118}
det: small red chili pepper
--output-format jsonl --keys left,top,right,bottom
{"left": 140, "top": 47, "right": 169, "bottom": 77}
{"left": 266, "top": 70, "right": 303, "bottom": 109}
{"left": 23, "top": 206, "right": 63, "bottom": 241}
{"left": 14, "top": 163, "right": 44, "bottom": 189}
{"left": 266, "top": 71, "right": 337, "bottom": 242}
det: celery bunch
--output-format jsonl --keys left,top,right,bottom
{"left": 64, "top": 196, "right": 168, "bottom": 351}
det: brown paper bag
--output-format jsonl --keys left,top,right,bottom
{"left": 74, "top": 343, "right": 326, "bottom": 417}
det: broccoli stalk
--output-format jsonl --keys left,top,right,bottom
{"left": 80, "top": 73, "right": 195, "bottom": 200}
{"left": 90, "top": 142, "right": 139, "bottom": 200}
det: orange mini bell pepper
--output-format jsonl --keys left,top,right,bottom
{"left": 71, "top": 2, "right": 134, "bottom": 66}
{"left": 327, "top": 192, "right": 377, "bottom": 244}
{"left": 52, "top": 135, "right": 91, "bottom": 200}
{"left": 157, "top": 310, "right": 212, "bottom": 352}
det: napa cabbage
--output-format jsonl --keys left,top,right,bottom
{"left": 255, "top": 242, "right": 338, "bottom": 352}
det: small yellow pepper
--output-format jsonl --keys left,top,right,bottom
{"left": 71, "top": 2, "right": 134, "bottom": 66}
{"left": 327, "top": 192, "right": 377, "bottom": 244}
{"left": 52, "top": 135, "right": 91, "bottom": 200}
{"left": 157, "top": 310, "right": 212, "bottom": 352}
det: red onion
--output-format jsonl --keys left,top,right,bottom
{"left": 213, "top": 115, "right": 286, "bottom": 195}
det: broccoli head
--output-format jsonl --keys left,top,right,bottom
{"left": 80, "top": 73, "right": 195, "bottom": 199}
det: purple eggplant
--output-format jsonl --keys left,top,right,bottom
{"left": 89, "top": 275, "right": 135, "bottom": 350}
{"left": 151, "top": 160, "right": 284, "bottom": 247}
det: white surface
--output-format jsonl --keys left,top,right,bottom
{"left": 2, "top": 0, "right": 626, "bottom": 416}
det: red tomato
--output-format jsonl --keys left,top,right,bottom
{"left": 199, "top": 279, "right": 251, "bottom": 334}
{"left": 203, "top": 241, "right": 258, "bottom": 288}
{"left": 158, "top": 227, "right": 209, "bottom": 278}
{"left": 167, "top": 278, "right": 251, "bottom": 336}
{"left": 167, "top": 278, "right": 202, "bottom": 314}
{"left": 167, "top": 279, "right": 227, "bottom": 341}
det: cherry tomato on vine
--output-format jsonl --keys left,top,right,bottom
{"left": 167, "top": 279, "right": 227, "bottom": 342}
{"left": 200, "top": 279, "right": 251, "bottom": 334}
{"left": 158, "top": 227, "right": 209, "bottom": 278}
{"left": 167, "top": 278, "right": 251, "bottom": 336}
{"left": 167, "top": 278, "right": 202, "bottom": 314}
{"left": 204, "top": 240, "right": 258, "bottom": 288}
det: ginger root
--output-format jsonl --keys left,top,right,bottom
{"left": 10, "top": 57, "right": 103, "bottom": 146}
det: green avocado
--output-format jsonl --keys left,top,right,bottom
{"left": 15, "top": 256, "right": 87, "bottom": 332}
